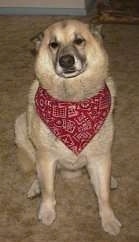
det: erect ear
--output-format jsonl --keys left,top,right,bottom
{"left": 30, "top": 31, "right": 44, "bottom": 51}
{"left": 89, "top": 23, "right": 104, "bottom": 41}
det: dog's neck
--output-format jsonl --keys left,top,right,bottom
{"left": 38, "top": 75, "right": 107, "bottom": 102}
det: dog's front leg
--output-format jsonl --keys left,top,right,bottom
{"left": 36, "top": 149, "right": 56, "bottom": 225}
{"left": 87, "top": 154, "right": 121, "bottom": 235}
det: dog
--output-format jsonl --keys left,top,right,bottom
{"left": 15, "top": 20, "right": 121, "bottom": 235}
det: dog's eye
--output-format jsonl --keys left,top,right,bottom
{"left": 49, "top": 41, "right": 59, "bottom": 49}
{"left": 74, "top": 38, "right": 85, "bottom": 45}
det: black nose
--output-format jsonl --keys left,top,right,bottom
{"left": 59, "top": 55, "right": 75, "bottom": 69}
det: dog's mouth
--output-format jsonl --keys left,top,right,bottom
{"left": 55, "top": 54, "right": 87, "bottom": 78}
{"left": 58, "top": 68, "right": 86, "bottom": 78}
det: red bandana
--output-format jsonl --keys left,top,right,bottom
{"left": 35, "top": 84, "right": 111, "bottom": 154}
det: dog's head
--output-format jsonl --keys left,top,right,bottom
{"left": 31, "top": 20, "right": 108, "bottom": 99}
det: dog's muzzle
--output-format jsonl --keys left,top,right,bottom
{"left": 55, "top": 47, "right": 86, "bottom": 78}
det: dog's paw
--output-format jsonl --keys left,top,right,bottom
{"left": 101, "top": 210, "right": 121, "bottom": 236}
{"left": 38, "top": 202, "right": 56, "bottom": 225}
{"left": 27, "top": 179, "right": 41, "bottom": 199}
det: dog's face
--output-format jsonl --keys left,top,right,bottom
{"left": 32, "top": 20, "right": 108, "bottom": 99}
{"left": 48, "top": 32, "right": 87, "bottom": 79}
{"left": 43, "top": 21, "right": 89, "bottom": 79}
{"left": 32, "top": 20, "right": 107, "bottom": 78}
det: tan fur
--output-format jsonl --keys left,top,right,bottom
{"left": 15, "top": 20, "right": 121, "bottom": 235}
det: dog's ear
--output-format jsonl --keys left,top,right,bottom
{"left": 30, "top": 31, "right": 44, "bottom": 51}
{"left": 89, "top": 23, "right": 104, "bottom": 41}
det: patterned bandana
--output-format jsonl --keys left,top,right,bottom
{"left": 35, "top": 84, "right": 111, "bottom": 155}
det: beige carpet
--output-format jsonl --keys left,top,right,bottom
{"left": 0, "top": 15, "right": 139, "bottom": 242}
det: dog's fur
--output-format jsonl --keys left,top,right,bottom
{"left": 15, "top": 20, "right": 121, "bottom": 235}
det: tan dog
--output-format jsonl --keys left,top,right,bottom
{"left": 15, "top": 20, "right": 121, "bottom": 235}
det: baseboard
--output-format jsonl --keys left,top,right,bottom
{"left": 0, "top": 7, "right": 88, "bottom": 16}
